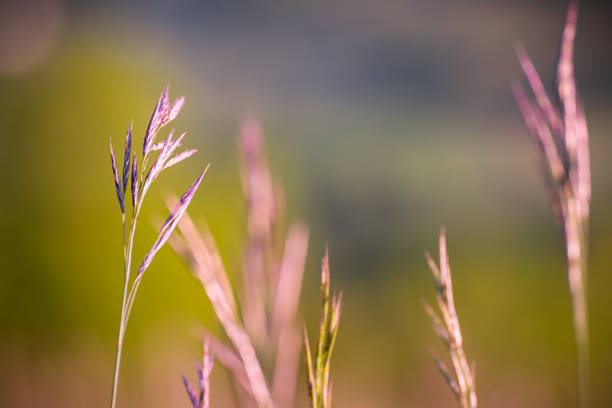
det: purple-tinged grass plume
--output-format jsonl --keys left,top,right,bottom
{"left": 122, "top": 122, "right": 132, "bottom": 193}
{"left": 108, "top": 85, "right": 207, "bottom": 408}
{"left": 169, "top": 118, "right": 309, "bottom": 408}
{"left": 303, "top": 248, "right": 342, "bottom": 408}
{"left": 183, "top": 339, "right": 214, "bottom": 408}
{"left": 513, "top": 3, "right": 590, "bottom": 406}
{"left": 143, "top": 86, "right": 184, "bottom": 159}
{"left": 109, "top": 138, "right": 124, "bottom": 214}
{"left": 424, "top": 229, "right": 477, "bottom": 408}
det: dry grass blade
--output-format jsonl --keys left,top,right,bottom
{"left": 271, "top": 224, "right": 309, "bottom": 407}
{"left": 425, "top": 229, "right": 477, "bottom": 408}
{"left": 171, "top": 210, "right": 274, "bottom": 408}
{"left": 239, "top": 116, "right": 278, "bottom": 345}
{"left": 514, "top": 3, "right": 590, "bottom": 406}
{"left": 170, "top": 118, "right": 309, "bottom": 408}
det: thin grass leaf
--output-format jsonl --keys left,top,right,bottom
{"left": 272, "top": 224, "right": 309, "bottom": 334}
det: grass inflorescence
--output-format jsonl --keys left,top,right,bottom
{"left": 169, "top": 118, "right": 317, "bottom": 408}
{"left": 424, "top": 229, "right": 477, "bottom": 408}
{"left": 303, "top": 248, "right": 342, "bottom": 408}
{"left": 108, "top": 85, "right": 209, "bottom": 408}
{"left": 513, "top": 2, "right": 591, "bottom": 406}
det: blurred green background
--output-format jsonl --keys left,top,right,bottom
{"left": 1, "top": 0, "right": 612, "bottom": 407}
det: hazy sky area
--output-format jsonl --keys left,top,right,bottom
{"left": 5, "top": 0, "right": 607, "bottom": 114}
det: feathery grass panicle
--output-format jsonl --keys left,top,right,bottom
{"left": 183, "top": 339, "right": 214, "bottom": 408}
{"left": 108, "top": 85, "right": 206, "bottom": 408}
{"left": 303, "top": 248, "right": 342, "bottom": 408}
{"left": 143, "top": 86, "right": 185, "bottom": 161}
{"left": 424, "top": 229, "right": 477, "bottom": 408}
{"left": 513, "top": 3, "right": 590, "bottom": 406}
{"left": 143, "top": 87, "right": 169, "bottom": 157}
{"left": 170, "top": 118, "right": 309, "bottom": 408}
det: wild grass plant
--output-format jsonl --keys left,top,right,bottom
{"left": 514, "top": 2, "right": 591, "bottom": 407}
{"left": 424, "top": 230, "right": 477, "bottom": 408}
{"left": 168, "top": 118, "right": 332, "bottom": 408}
{"left": 303, "top": 249, "right": 342, "bottom": 408}
{"left": 102, "top": 2, "right": 594, "bottom": 408}
{"left": 108, "top": 86, "right": 209, "bottom": 408}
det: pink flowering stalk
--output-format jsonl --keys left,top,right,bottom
{"left": 108, "top": 86, "right": 208, "bottom": 408}
{"left": 424, "top": 229, "right": 477, "bottom": 408}
{"left": 169, "top": 118, "right": 309, "bottom": 407}
{"left": 513, "top": 3, "right": 591, "bottom": 406}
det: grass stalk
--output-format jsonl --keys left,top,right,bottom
{"left": 513, "top": 3, "right": 591, "bottom": 406}
{"left": 303, "top": 249, "right": 342, "bottom": 408}
{"left": 171, "top": 118, "right": 311, "bottom": 408}
{"left": 108, "top": 86, "right": 207, "bottom": 408}
{"left": 424, "top": 229, "right": 477, "bottom": 408}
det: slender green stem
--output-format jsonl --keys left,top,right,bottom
{"left": 110, "top": 215, "right": 128, "bottom": 408}
{"left": 110, "top": 187, "right": 144, "bottom": 408}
